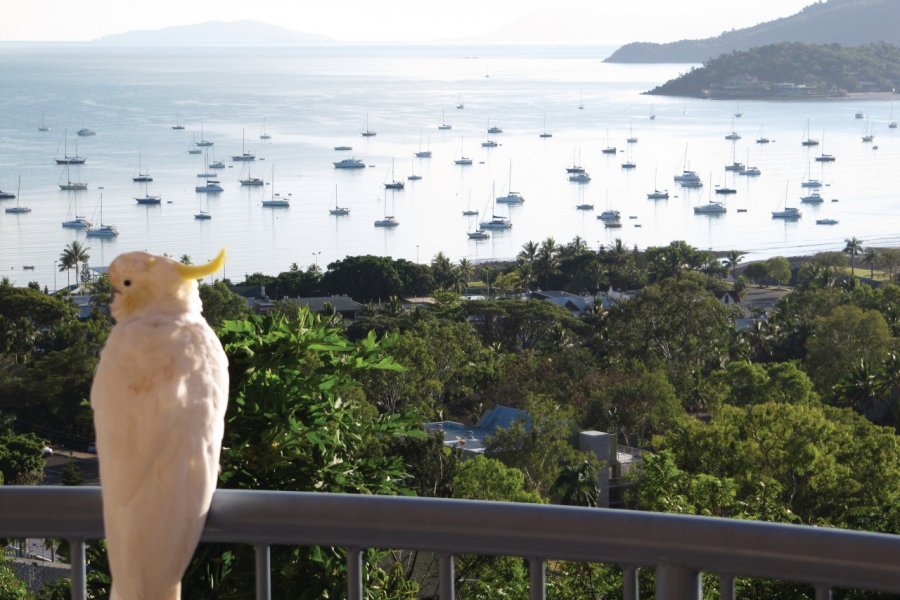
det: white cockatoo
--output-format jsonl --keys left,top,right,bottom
{"left": 91, "top": 249, "right": 229, "bottom": 600}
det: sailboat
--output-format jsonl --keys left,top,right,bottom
{"left": 725, "top": 118, "right": 741, "bottom": 140}
{"left": 407, "top": 158, "right": 422, "bottom": 181}
{"left": 86, "top": 194, "right": 118, "bottom": 237}
{"left": 578, "top": 90, "right": 584, "bottom": 110}
{"left": 539, "top": 113, "right": 552, "bottom": 138}
{"left": 890, "top": 103, "right": 898, "bottom": 128}
{"left": 567, "top": 149, "right": 585, "bottom": 174}
{"left": 861, "top": 119, "right": 875, "bottom": 143}
{"left": 135, "top": 175, "right": 162, "bottom": 204}
{"left": 133, "top": 152, "right": 153, "bottom": 182}
{"left": 58, "top": 162, "right": 88, "bottom": 191}
{"left": 620, "top": 145, "right": 636, "bottom": 170}
{"left": 172, "top": 113, "right": 185, "bottom": 130}
{"left": 188, "top": 134, "right": 202, "bottom": 155}
{"left": 239, "top": 161, "right": 264, "bottom": 186}
{"left": 194, "top": 193, "right": 212, "bottom": 220}
{"left": 261, "top": 165, "right": 290, "bottom": 207}
{"left": 415, "top": 132, "right": 432, "bottom": 158}
{"left": 598, "top": 190, "right": 621, "bottom": 223}
{"left": 329, "top": 185, "right": 349, "bottom": 215}
{"left": 496, "top": 162, "right": 524, "bottom": 204}
{"left": 462, "top": 192, "right": 479, "bottom": 216}
{"left": 602, "top": 129, "right": 616, "bottom": 154}
{"left": 456, "top": 94, "right": 465, "bottom": 110}
{"left": 815, "top": 134, "right": 836, "bottom": 162}
{"left": 55, "top": 130, "right": 86, "bottom": 165}
{"left": 467, "top": 220, "right": 490, "bottom": 240}
{"left": 772, "top": 183, "right": 801, "bottom": 219}
{"left": 438, "top": 108, "right": 452, "bottom": 130}
{"left": 38, "top": 113, "right": 50, "bottom": 132}
{"left": 361, "top": 113, "right": 376, "bottom": 137}
{"left": 454, "top": 138, "right": 472, "bottom": 165}
{"left": 626, "top": 124, "right": 638, "bottom": 144}
{"left": 197, "top": 147, "right": 217, "bottom": 178}
{"left": 384, "top": 158, "right": 405, "bottom": 190}
{"left": 196, "top": 124, "right": 213, "bottom": 147}
{"left": 5, "top": 177, "right": 30, "bottom": 214}
{"left": 801, "top": 119, "right": 819, "bottom": 146}
{"left": 649, "top": 103, "right": 656, "bottom": 120}
{"left": 232, "top": 129, "right": 256, "bottom": 161}
{"left": 259, "top": 118, "right": 271, "bottom": 140}
{"left": 800, "top": 161, "right": 822, "bottom": 188}
{"left": 694, "top": 172, "right": 727, "bottom": 214}
{"left": 647, "top": 169, "right": 669, "bottom": 199}
{"left": 374, "top": 194, "right": 398, "bottom": 227}
{"left": 62, "top": 189, "right": 91, "bottom": 229}
{"left": 724, "top": 143, "right": 745, "bottom": 172}
{"left": 734, "top": 102, "right": 743, "bottom": 118}
{"left": 479, "top": 182, "right": 512, "bottom": 230}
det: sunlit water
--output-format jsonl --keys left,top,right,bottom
{"left": 1, "top": 44, "right": 899, "bottom": 289}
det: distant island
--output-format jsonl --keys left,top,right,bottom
{"left": 645, "top": 42, "right": 900, "bottom": 99}
{"left": 95, "top": 20, "right": 333, "bottom": 46}
{"left": 605, "top": 0, "right": 900, "bottom": 64}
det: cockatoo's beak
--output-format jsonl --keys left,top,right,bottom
{"left": 176, "top": 248, "right": 226, "bottom": 281}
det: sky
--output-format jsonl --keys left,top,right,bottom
{"left": 0, "top": 0, "right": 815, "bottom": 44}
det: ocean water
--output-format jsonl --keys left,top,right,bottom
{"left": 1, "top": 44, "right": 899, "bottom": 290}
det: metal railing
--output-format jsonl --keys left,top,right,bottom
{"left": 2, "top": 486, "right": 899, "bottom": 600}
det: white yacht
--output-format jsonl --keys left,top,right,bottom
{"left": 231, "top": 130, "right": 256, "bottom": 161}
{"left": 481, "top": 139, "right": 498, "bottom": 148}
{"left": 374, "top": 215, "right": 399, "bottom": 228}
{"left": 724, "top": 162, "right": 745, "bottom": 173}
{"left": 694, "top": 202, "right": 727, "bottom": 214}
{"left": 4, "top": 178, "right": 29, "bottom": 214}
{"left": 674, "top": 170, "right": 701, "bottom": 183}
{"left": 772, "top": 206, "right": 801, "bottom": 219}
{"left": 195, "top": 180, "right": 223, "bottom": 193}
{"left": 479, "top": 215, "right": 511, "bottom": 230}
{"left": 598, "top": 210, "right": 621, "bottom": 221}
{"left": 569, "top": 172, "right": 591, "bottom": 183}
{"left": 62, "top": 216, "right": 91, "bottom": 229}
{"left": 467, "top": 229, "right": 490, "bottom": 240}
{"left": 454, "top": 156, "right": 473, "bottom": 165}
{"left": 816, "top": 218, "right": 839, "bottom": 225}
{"left": 76, "top": 128, "right": 96, "bottom": 136}
{"left": 496, "top": 163, "right": 524, "bottom": 204}
{"left": 261, "top": 194, "right": 290, "bottom": 208}
{"left": 800, "top": 191, "right": 824, "bottom": 204}
{"left": 740, "top": 166, "right": 761, "bottom": 176}
{"left": 86, "top": 224, "right": 118, "bottom": 237}
{"left": 334, "top": 158, "right": 366, "bottom": 169}
{"left": 801, "top": 179, "right": 822, "bottom": 189}
{"left": 815, "top": 153, "right": 836, "bottom": 163}
{"left": 647, "top": 189, "right": 669, "bottom": 199}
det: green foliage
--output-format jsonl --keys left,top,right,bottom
{"left": 654, "top": 403, "right": 900, "bottom": 531}
{"left": 460, "top": 299, "right": 587, "bottom": 353}
{"left": 605, "top": 278, "right": 736, "bottom": 408}
{"left": 61, "top": 460, "right": 83, "bottom": 486}
{"left": 485, "top": 395, "right": 586, "bottom": 497}
{"left": 35, "top": 578, "right": 70, "bottom": 600}
{"left": 179, "top": 308, "right": 424, "bottom": 598}
{"left": 452, "top": 455, "right": 543, "bottom": 503}
{"left": 199, "top": 281, "right": 250, "bottom": 328}
{"left": 0, "top": 561, "right": 33, "bottom": 600}
{"left": 708, "top": 361, "right": 818, "bottom": 408}
{"left": 0, "top": 426, "right": 47, "bottom": 485}
{"left": 320, "top": 255, "right": 433, "bottom": 303}
{"left": 805, "top": 305, "right": 893, "bottom": 392}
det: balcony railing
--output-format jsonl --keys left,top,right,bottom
{"left": 2, "top": 486, "right": 899, "bottom": 599}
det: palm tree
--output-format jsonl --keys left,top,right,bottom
{"left": 723, "top": 250, "right": 745, "bottom": 281}
{"left": 551, "top": 460, "right": 600, "bottom": 507}
{"left": 59, "top": 241, "right": 90, "bottom": 289}
{"left": 844, "top": 237, "right": 863, "bottom": 277}
{"left": 863, "top": 248, "right": 880, "bottom": 279}
{"left": 457, "top": 258, "right": 474, "bottom": 293}
{"left": 517, "top": 241, "right": 538, "bottom": 290}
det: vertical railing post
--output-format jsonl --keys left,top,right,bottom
{"left": 254, "top": 544, "right": 271, "bottom": 600}
{"left": 529, "top": 558, "right": 546, "bottom": 600}
{"left": 439, "top": 553, "right": 455, "bottom": 599}
{"left": 718, "top": 574, "right": 735, "bottom": 600}
{"left": 623, "top": 565, "right": 639, "bottom": 600}
{"left": 347, "top": 547, "right": 363, "bottom": 600}
{"left": 69, "top": 538, "right": 87, "bottom": 600}
{"left": 816, "top": 586, "right": 832, "bottom": 600}
{"left": 656, "top": 563, "right": 701, "bottom": 599}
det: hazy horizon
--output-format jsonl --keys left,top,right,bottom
{"left": 1, "top": 0, "right": 814, "bottom": 45}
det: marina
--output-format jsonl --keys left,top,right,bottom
{"left": 1, "top": 44, "right": 899, "bottom": 288}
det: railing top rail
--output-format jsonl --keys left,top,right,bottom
{"left": 2, "top": 486, "right": 898, "bottom": 593}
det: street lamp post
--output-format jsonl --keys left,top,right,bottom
{"left": 312, "top": 251, "right": 321, "bottom": 269}
{"left": 416, "top": 245, "right": 420, "bottom": 264}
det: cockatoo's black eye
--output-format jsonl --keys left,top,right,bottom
{"left": 123, "top": 279, "right": 132, "bottom": 287}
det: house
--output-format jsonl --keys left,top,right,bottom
{"left": 714, "top": 290, "right": 741, "bottom": 306}
{"left": 424, "top": 405, "right": 531, "bottom": 457}
{"left": 530, "top": 291, "right": 595, "bottom": 315}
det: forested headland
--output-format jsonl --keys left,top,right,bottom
{"left": 646, "top": 42, "right": 900, "bottom": 99}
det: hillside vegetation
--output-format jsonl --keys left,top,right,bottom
{"left": 606, "top": 0, "right": 900, "bottom": 63}
{"left": 646, "top": 42, "right": 900, "bottom": 99}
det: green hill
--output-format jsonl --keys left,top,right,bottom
{"left": 645, "top": 42, "right": 900, "bottom": 99}
{"left": 606, "top": 0, "right": 900, "bottom": 64}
